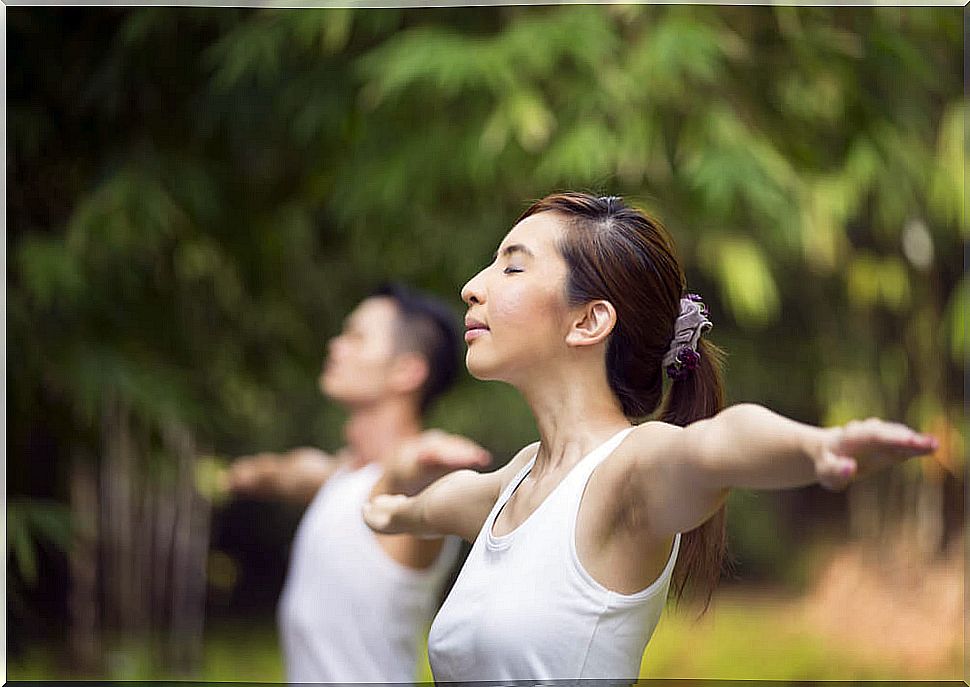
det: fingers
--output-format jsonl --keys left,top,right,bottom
{"left": 839, "top": 418, "right": 939, "bottom": 459}
{"left": 815, "top": 449, "right": 857, "bottom": 491}
{"left": 287, "top": 447, "right": 333, "bottom": 465}
{"left": 426, "top": 440, "right": 490, "bottom": 468}
{"left": 413, "top": 431, "right": 491, "bottom": 470}
{"left": 822, "top": 418, "right": 941, "bottom": 489}
{"left": 902, "top": 432, "right": 939, "bottom": 453}
{"left": 361, "top": 499, "right": 385, "bottom": 531}
{"left": 226, "top": 453, "right": 281, "bottom": 496}
{"left": 226, "top": 460, "right": 259, "bottom": 492}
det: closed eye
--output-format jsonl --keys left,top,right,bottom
{"left": 503, "top": 266, "right": 523, "bottom": 274}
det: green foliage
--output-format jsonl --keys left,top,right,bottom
{"left": 724, "top": 491, "right": 794, "bottom": 584}
{"left": 699, "top": 236, "right": 781, "bottom": 327}
{"left": 944, "top": 274, "right": 969, "bottom": 366}
{"left": 8, "top": 498, "right": 73, "bottom": 586}
{"left": 8, "top": 6, "right": 965, "bottom": 634}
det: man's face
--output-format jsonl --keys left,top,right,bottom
{"left": 319, "top": 297, "right": 402, "bottom": 406}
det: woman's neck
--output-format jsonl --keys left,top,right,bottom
{"left": 518, "top": 360, "right": 630, "bottom": 476}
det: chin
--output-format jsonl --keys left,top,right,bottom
{"left": 320, "top": 373, "right": 347, "bottom": 401}
{"left": 466, "top": 366, "right": 493, "bottom": 381}
{"left": 465, "top": 348, "right": 507, "bottom": 382}
{"left": 464, "top": 361, "right": 488, "bottom": 381}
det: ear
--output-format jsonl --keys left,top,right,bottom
{"left": 388, "top": 352, "right": 430, "bottom": 395}
{"left": 565, "top": 300, "right": 617, "bottom": 348}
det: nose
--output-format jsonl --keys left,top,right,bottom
{"left": 461, "top": 268, "right": 486, "bottom": 305}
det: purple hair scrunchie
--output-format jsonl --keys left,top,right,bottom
{"left": 663, "top": 293, "right": 713, "bottom": 380}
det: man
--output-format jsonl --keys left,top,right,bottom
{"left": 226, "top": 284, "right": 489, "bottom": 683}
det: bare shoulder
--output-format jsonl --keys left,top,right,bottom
{"left": 589, "top": 419, "right": 724, "bottom": 540}
{"left": 598, "top": 421, "right": 685, "bottom": 477}
{"left": 587, "top": 422, "right": 688, "bottom": 524}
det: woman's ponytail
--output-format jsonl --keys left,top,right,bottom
{"left": 659, "top": 338, "right": 725, "bottom": 426}
{"left": 659, "top": 337, "right": 729, "bottom": 610}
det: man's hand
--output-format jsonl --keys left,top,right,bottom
{"left": 814, "top": 418, "right": 938, "bottom": 491}
{"left": 225, "top": 447, "right": 337, "bottom": 504}
{"left": 385, "top": 430, "right": 491, "bottom": 496}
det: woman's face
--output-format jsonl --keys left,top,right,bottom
{"left": 460, "top": 211, "right": 573, "bottom": 383}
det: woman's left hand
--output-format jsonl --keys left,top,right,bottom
{"left": 814, "top": 418, "right": 939, "bottom": 491}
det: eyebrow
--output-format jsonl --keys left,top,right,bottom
{"left": 493, "top": 243, "right": 535, "bottom": 261}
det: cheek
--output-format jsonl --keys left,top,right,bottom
{"left": 492, "top": 282, "right": 559, "bottom": 325}
{"left": 329, "top": 345, "right": 382, "bottom": 378}
{"left": 353, "top": 351, "right": 389, "bottom": 379}
{"left": 491, "top": 291, "right": 526, "bottom": 322}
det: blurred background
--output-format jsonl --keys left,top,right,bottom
{"left": 7, "top": 4, "right": 965, "bottom": 682}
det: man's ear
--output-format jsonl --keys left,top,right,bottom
{"left": 565, "top": 300, "right": 617, "bottom": 348}
{"left": 388, "top": 352, "right": 430, "bottom": 395}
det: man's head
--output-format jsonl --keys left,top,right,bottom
{"left": 319, "top": 283, "right": 461, "bottom": 415}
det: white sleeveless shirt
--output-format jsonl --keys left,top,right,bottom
{"left": 278, "top": 461, "right": 460, "bottom": 682}
{"left": 428, "top": 428, "right": 680, "bottom": 682}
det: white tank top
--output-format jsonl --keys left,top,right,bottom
{"left": 428, "top": 427, "right": 680, "bottom": 681}
{"left": 278, "top": 461, "right": 460, "bottom": 682}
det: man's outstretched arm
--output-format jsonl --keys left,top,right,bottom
{"left": 225, "top": 447, "right": 341, "bottom": 505}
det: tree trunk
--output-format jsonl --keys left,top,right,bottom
{"left": 82, "top": 393, "right": 213, "bottom": 678}
{"left": 68, "top": 451, "right": 101, "bottom": 675}
{"left": 164, "top": 419, "right": 208, "bottom": 675}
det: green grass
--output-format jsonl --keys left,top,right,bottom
{"left": 8, "top": 621, "right": 285, "bottom": 682}
{"left": 198, "top": 619, "right": 286, "bottom": 682}
{"left": 640, "top": 593, "right": 960, "bottom": 681}
{"left": 10, "top": 597, "right": 960, "bottom": 682}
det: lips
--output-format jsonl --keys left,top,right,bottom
{"left": 464, "top": 316, "right": 489, "bottom": 342}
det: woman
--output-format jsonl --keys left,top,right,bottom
{"left": 363, "top": 192, "right": 938, "bottom": 681}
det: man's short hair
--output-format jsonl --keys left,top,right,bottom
{"left": 372, "top": 282, "right": 461, "bottom": 414}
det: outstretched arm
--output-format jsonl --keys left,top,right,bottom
{"left": 224, "top": 447, "right": 340, "bottom": 505}
{"left": 625, "top": 404, "right": 938, "bottom": 538}
{"left": 365, "top": 442, "right": 539, "bottom": 543}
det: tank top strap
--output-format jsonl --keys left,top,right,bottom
{"left": 484, "top": 451, "right": 538, "bottom": 529}
{"left": 555, "top": 425, "right": 635, "bottom": 548}
{"left": 484, "top": 428, "right": 634, "bottom": 545}
{"left": 563, "top": 425, "right": 636, "bottom": 490}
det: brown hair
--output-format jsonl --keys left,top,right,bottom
{"left": 517, "top": 192, "right": 727, "bottom": 609}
